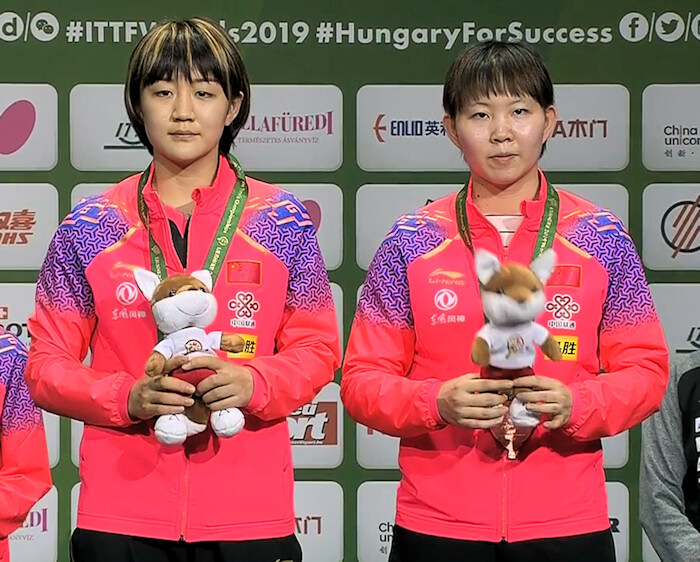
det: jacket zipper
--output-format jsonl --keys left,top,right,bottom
{"left": 501, "top": 456, "right": 508, "bottom": 541}
{"left": 179, "top": 456, "right": 190, "bottom": 541}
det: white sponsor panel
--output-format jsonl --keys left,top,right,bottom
{"left": 0, "top": 283, "right": 35, "bottom": 346}
{"left": 330, "top": 283, "right": 344, "bottom": 348}
{"left": 281, "top": 184, "right": 343, "bottom": 270}
{"left": 71, "top": 419, "right": 83, "bottom": 468}
{"left": 9, "top": 486, "right": 58, "bottom": 562}
{"left": 643, "top": 85, "right": 700, "bottom": 171}
{"left": 42, "top": 411, "right": 60, "bottom": 468}
{"left": 0, "top": 84, "right": 57, "bottom": 170}
{"left": 357, "top": 424, "right": 400, "bottom": 469}
{"left": 357, "top": 85, "right": 464, "bottom": 171}
{"left": 70, "top": 84, "right": 150, "bottom": 171}
{"left": 602, "top": 431, "right": 628, "bottom": 469}
{"left": 540, "top": 85, "right": 629, "bottom": 171}
{"left": 607, "top": 482, "right": 629, "bottom": 562}
{"left": 0, "top": 184, "right": 57, "bottom": 269}
{"left": 356, "top": 184, "right": 459, "bottom": 269}
{"left": 71, "top": 183, "right": 111, "bottom": 207}
{"left": 643, "top": 184, "right": 700, "bottom": 270}
{"left": 357, "top": 481, "right": 399, "bottom": 562}
{"left": 557, "top": 184, "right": 629, "bottom": 226}
{"left": 642, "top": 530, "right": 661, "bottom": 562}
{"left": 289, "top": 382, "right": 343, "bottom": 468}
{"left": 650, "top": 284, "right": 700, "bottom": 359}
{"left": 294, "top": 481, "right": 343, "bottom": 562}
{"left": 236, "top": 85, "right": 342, "bottom": 171}
{"left": 71, "top": 483, "right": 80, "bottom": 532}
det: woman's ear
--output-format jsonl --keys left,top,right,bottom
{"left": 225, "top": 92, "right": 244, "bottom": 126}
{"left": 443, "top": 113, "right": 461, "bottom": 149}
{"left": 542, "top": 105, "right": 559, "bottom": 143}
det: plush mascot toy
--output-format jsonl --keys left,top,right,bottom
{"left": 134, "top": 268, "right": 246, "bottom": 445}
{"left": 471, "top": 249, "right": 561, "bottom": 459}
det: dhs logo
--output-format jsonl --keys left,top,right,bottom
{"left": 288, "top": 402, "right": 338, "bottom": 445}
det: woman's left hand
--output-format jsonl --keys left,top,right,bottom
{"left": 512, "top": 375, "right": 573, "bottom": 430}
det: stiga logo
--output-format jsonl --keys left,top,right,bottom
{"left": 288, "top": 402, "right": 338, "bottom": 445}
{"left": 0, "top": 317, "right": 30, "bottom": 342}
{"left": 0, "top": 209, "right": 35, "bottom": 245}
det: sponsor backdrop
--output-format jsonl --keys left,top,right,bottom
{"left": 0, "top": 0, "right": 698, "bottom": 560}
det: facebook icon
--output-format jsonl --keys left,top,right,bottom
{"left": 619, "top": 12, "right": 649, "bottom": 42}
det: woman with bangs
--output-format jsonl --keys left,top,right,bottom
{"left": 26, "top": 17, "right": 339, "bottom": 562}
{"left": 341, "top": 41, "right": 668, "bottom": 561}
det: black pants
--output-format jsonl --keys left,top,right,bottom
{"left": 389, "top": 525, "right": 616, "bottom": 562}
{"left": 71, "top": 528, "right": 302, "bottom": 562}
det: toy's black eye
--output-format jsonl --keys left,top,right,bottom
{"left": 199, "top": 288, "right": 206, "bottom": 292}
{"left": 169, "top": 290, "right": 177, "bottom": 297}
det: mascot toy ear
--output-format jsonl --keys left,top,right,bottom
{"left": 190, "top": 270, "right": 213, "bottom": 292}
{"left": 529, "top": 249, "right": 557, "bottom": 285}
{"left": 474, "top": 249, "right": 501, "bottom": 286}
{"left": 134, "top": 268, "right": 161, "bottom": 301}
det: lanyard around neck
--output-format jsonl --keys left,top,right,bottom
{"left": 455, "top": 180, "right": 560, "bottom": 259}
{"left": 137, "top": 155, "right": 248, "bottom": 286}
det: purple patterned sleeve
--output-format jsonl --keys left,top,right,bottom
{"left": 0, "top": 332, "right": 42, "bottom": 434}
{"left": 359, "top": 213, "right": 447, "bottom": 329}
{"left": 242, "top": 192, "right": 333, "bottom": 312}
{"left": 36, "top": 196, "right": 131, "bottom": 318}
{"left": 563, "top": 210, "right": 657, "bottom": 332}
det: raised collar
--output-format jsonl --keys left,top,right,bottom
{"left": 464, "top": 169, "right": 549, "bottom": 232}
{"left": 141, "top": 155, "right": 238, "bottom": 218}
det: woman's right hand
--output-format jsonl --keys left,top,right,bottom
{"left": 437, "top": 374, "right": 513, "bottom": 428}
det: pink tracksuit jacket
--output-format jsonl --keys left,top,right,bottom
{"left": 26, "top": 156, "right": 340, "bottom": 542}
{"left": 342, "top": 172, "right": 669, "bottom": 542}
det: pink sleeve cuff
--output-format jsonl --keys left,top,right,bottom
{"left": 244, "top": 365, "right": 268, "bottom": 414}
{"left": 115, "top": 375, "right": 139, "bottom": 425}
{"left": 563, "top": 383, "right": 584, "bottom": 433}
{"left": 426, "top": 380, "right": 447, "bottom": 428}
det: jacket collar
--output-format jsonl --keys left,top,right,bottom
{"left": 141, "top": 154, "right": 238, "bottom": 218}
{"left": 464, "top": 169, "right": 548, "bottom": 232}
